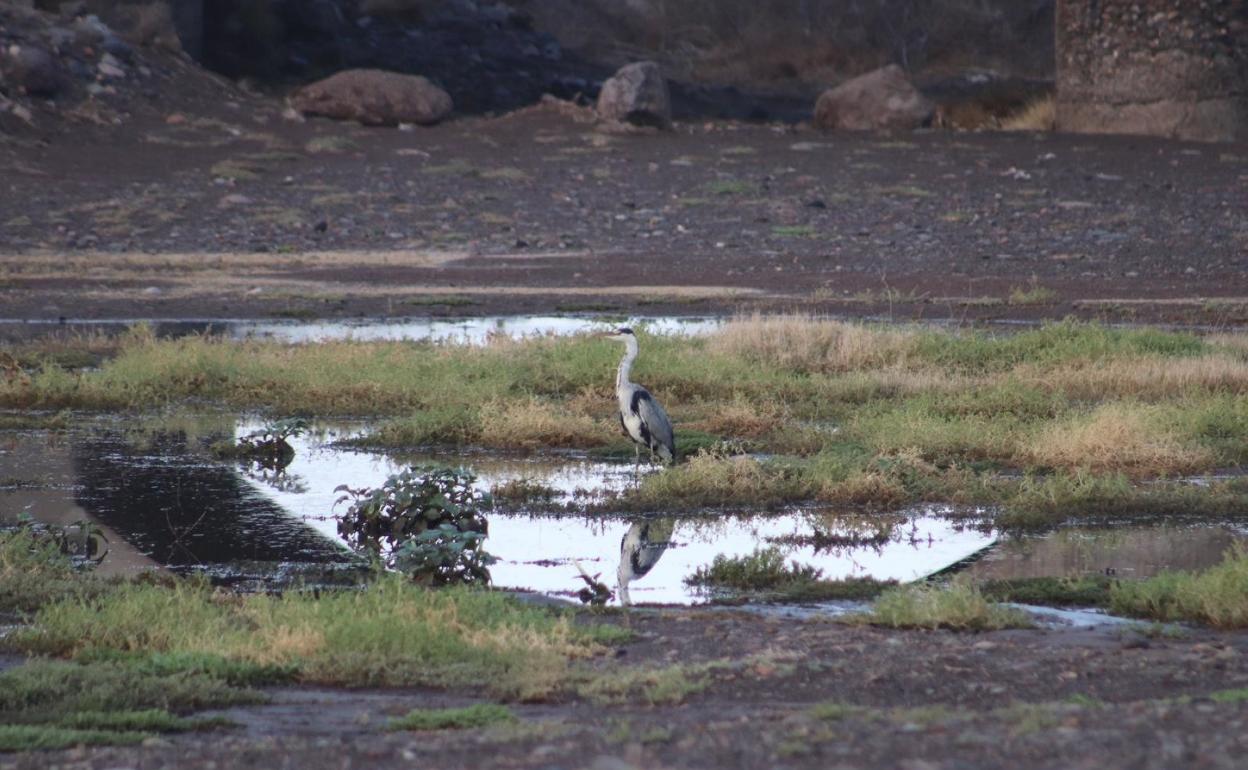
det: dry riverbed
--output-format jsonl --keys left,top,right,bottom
{"left": 3, "top": 95, "right": 1246, "bottom": 327}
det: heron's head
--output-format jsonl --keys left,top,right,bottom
{"left": 603, "top": 326, "right": 635, "bottom": 342}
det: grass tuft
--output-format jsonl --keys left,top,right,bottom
{"left": 0, "top": 528, "right": 105, "bottom": 615}
{"left": 1110, "top": 546, "right": 1248, "bottom": 628}
{"left": 387, "top": 703, "right": 515, "bottom": 731}
{"left": 1000, "top": 95, "right": 1055, "bottom": 132}
{"left": 685, "top": 547, "right": 821, "bottom": 591}
{"left": 853, "top": 580, "right": 1033, "bottom": 631}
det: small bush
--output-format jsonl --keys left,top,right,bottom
{"left": 336, "top": 466, "right": 496, "bottom": 585}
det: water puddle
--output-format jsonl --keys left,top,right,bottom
{"left": 959, "top": 525, "right": 1248, "bottom": 581}
{"left": 0, "top": 315, "right": 721, "bottom": 345}
{"left": 2, "top": 421, "right": 1244, "bottom": 607}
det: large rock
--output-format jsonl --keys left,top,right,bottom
{"left": 2, "top": 44, "right": 64, "bottom": 97}
{"left": 813, "top": 64, "right": 933, "bottom": 131}
{"left": 596, "top": 61, "right": 671, "bottom": 129}
{"left": 1056, "top": 0, "right": 1247, "bottom": 143}
{"left": 292, "top": 69, "right": 453, "bottom": 126}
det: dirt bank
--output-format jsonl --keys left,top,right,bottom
{"left": 2, "top": 99, "right": 1246, "bottom": 327}
{"left": 3, "top": 609, "right": 1247, "bottom": 769}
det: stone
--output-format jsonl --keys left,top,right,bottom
{"left": 98, "top": 52, "right": 125, "bottom": 80}
{"left": 291, "top": 69, "right": 453, "bottom": 126}
{"left": 813, "top": 64, "right": 933, "bottom": 131}
{"left": 3, "top": 44, "right": 64, "bottom": 97}
{"left": 596, "top": 61, "right": 671, "bottom": 129}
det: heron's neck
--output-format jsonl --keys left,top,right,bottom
{"left": 616, "top": 338, "right": 638, "bottom": 390}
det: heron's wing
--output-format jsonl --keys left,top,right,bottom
{"left": 632, "top": 388, "right": 675, "bottom": 456}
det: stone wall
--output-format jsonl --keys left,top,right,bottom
{"left": 1056, "top": 0, "right": 1247, "bottom": 142}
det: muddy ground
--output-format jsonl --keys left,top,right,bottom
{"left": 3, "top": 610, "right": 1248, "bottom": 770}
{"left": 3, "top": 49, "right": 1248, "bottom": 768}
{"left": 2, "top": 95, "right": 1246, "bottom": 328}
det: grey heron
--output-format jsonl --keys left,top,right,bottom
{"left": 603, "top": 326, "right": 676, "bottom": 473}
{"left": 617, "top": 518, "right": 675, "bottom": 606}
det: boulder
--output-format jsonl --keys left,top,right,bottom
{"left": 3, "top": 44, "right": 64, "bottom": 97}
{"left": 596, "top": 61, "right": 671, "bottom": 129}
{"left": 813, "top": 64, "right": 932, "bottom": 131}
{"left": 292, "top": 69, "right": 453, "bottom": 126}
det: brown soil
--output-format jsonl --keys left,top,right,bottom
{"left": 4, "top": 610, "right": 1248, "bottom": 769}
{"left": 2, "top": 97, "right": 1246, "bottom": 328}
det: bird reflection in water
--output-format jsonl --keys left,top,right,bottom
{"left": 617, "top": 518, "right": 676, "bottom": 606}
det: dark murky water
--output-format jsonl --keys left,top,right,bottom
{"left": 2, "top": 421, "right": 1245, "bottom": 606}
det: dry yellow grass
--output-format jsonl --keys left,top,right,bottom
{"left": 818, "top": 471, "right": 909, "bottom": 506}
{"left": 691, "top": 393, "right": 785, "bottom": 438}
{"left": 707, "top": 314, "right": 918, "bottom": 373}
{"left": 1210, "top": 333, "right": 1248, "bottom": 357}
{"left": 1025, "top": 403, "right": 1213, "bottom": 476}
{"left": 477, "top": 397, "right": 611, "bottom": 449}
{"left": 1000, "top": 95, "right": 1055, "bottom": 132}
{"left": 628, "top": 452, "right": 813, "bottom": 509}
{"left": 1027, "top": 355, "right": 1248, "bottom": 400}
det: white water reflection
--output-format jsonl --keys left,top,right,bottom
{"left": 233, "top": 316, "right": 722, "bottom": 344}
{"left": 238, "top": 428, "right": 996, "bottom": 606}
{"left": 0, "top": 316, "right": 721, "bottom": 346}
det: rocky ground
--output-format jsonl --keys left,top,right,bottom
{"left": 3, "top": 611, "right": 1248, "bottom": 769}
{"left": 2, "top": 92, "right": 1246, "bottom": 327}
{"left": 3, "top": 3, "right": 1243, "bottom": 330}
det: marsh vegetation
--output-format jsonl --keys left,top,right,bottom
{"left": 4, "top": 316, "right": 1246, "bottom": 529}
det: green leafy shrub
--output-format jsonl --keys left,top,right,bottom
{"left": 336, "top": 467, "right": 496, "bottom": 585}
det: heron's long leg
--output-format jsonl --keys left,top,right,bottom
{"left": 633, "top": 444, "right": 641, "bottom": 484}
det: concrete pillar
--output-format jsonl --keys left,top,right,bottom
{"left": 1056, "top": 0, "right": 1247, "bottom": 142}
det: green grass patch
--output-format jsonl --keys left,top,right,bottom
{"left": 0, "top": 724, "right": 148, "bottom": 751}
{"left": 0, "top": 658, "right": 256, "bottom": 751}
{"left": 4, "top": 318, "right": 1247, "bottom": 521}
{"left": 703, "top": 179, "right": 754, "bottom": 196}
{"left": 686, "top": 547, "right": 821, "bottom": 591}
{"left": 8, "top": 575, "right": 605, "bottom": 700}
{"left": 577, "top": 664, "right": 710, "bottom": 706}
{"left": 771, "top": 225, "right": 816, "bottom": 238}
{"left": 387, "top": 703, "right": 515, "bottom": 731}
{"left": 853, "top": 580, "right": 1033, "bottom": 631}
{"left": 1109, "top": 546, "right": 1248, "bottom": 628}
{"left": 1009, "top": 283, "right": 1059, "bottom": 305}
{"left": 0, "top": 528, "right": 106, "bottom": 615}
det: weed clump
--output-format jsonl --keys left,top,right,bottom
{"left": 387, "top": 703, "right": 515, "bottom": 732}
{"left": 211, "top": 417, "right": 308, "bottom": 467}
{"left": 686, "top": 547, "right": 821, "bottom": 591}
{"left": 1110, "top": 546, "right": 1248, "bottom": 628}
{"left": 854, "top": 580, "right": 1032, "bottom": 631}
{"left": 622, "top": 451, "right": 814, "bottom": 510}
{"left": 0, "top": 527, "right": 107, "bottom": 615}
